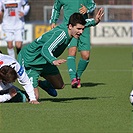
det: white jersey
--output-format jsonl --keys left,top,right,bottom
{"left": 0, "top": 53, "right": 36, "bottom": 101}
{"left": 0, "top": 0, "right": 30, "bottom": 30}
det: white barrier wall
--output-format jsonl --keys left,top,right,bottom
{"left": 0, "top": 22, "right": 132, "bottom": 47}
{"left": 91, "top": 22, "right": 132, "bottom": 45}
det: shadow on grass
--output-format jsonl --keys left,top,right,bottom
{"left": 82, "top": 82, "right": 105, "bottom": 87}
{"left": 65, "top": 82, "right": 106, "bottom": 87}
{"left": 39, "top": 96, "right": 112, "bottom": 103}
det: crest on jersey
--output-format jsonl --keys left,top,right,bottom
{"left": 18, "top": 66, "right": 24, "bottom": 76}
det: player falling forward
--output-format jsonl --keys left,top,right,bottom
{"left": 18, "top": 9, "right": 104, "bottom": 100}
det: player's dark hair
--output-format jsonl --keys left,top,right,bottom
{"left": 68, "top": 13, "right": 86, "bottom": 26}
{"left": 0, "top": 66, "right": 18, "bottom": 83}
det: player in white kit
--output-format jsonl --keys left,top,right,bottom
{"left": 0, "top": 52, "right": 39, "bottom": 104}
{"left": 0, "top": 0, "right": 30, "bottom": 58}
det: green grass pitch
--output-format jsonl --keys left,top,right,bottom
{"left": 0, "top": 45, "right": 132, "bottom": 133}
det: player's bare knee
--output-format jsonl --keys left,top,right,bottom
{"left": 81, "top": 51, "right": 90, "bottom": 60}
{"left": 68, "top": 47, "right": 77, "bottom": 56}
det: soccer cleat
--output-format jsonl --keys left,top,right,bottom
{"left": 71, "top": 78, "right": 78, "bottom": 88}
{"left": 38, "top": 80, "right": 57, "bottom": 97}
{"left": 77, "top": 78, "right": 81, "bottom": 88}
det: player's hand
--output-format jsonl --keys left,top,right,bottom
{"left": 9, "top": 88, "right": 17, "bottom": 98}
{"left": 79, "top": 4, "right": 87, "bottom": 15}
{"left": 29, "top": 100, "right": 40, "bottom": 104}
{"left": 51, "top": 23, "right": 56, "bottom": 29}
{"left": 53, "top": 59, "right": 66, "bottom": 66}
{"left": 95, "top": 8, "right": 104, "bottom": 24}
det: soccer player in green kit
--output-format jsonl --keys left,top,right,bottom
{"left": 18, "top": 10, "right": 104, "bottom": 100}
{"left": 50, "top": 0, "right": 96, "bottom": 88}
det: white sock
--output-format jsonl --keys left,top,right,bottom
{"left": 7, "top": 48, "right": 15, "bottom": 58}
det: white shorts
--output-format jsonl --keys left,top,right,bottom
{"left": 3, "top": 29, "right": 24, "bottom": 42}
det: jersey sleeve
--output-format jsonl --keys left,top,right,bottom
{"left": 0, "top": 94, "right": 12, "bottom": 103}
{"left": 85, "top": 18, "right": 97, "bottom": 27}
{"left": 49, "top": 0, "right": 62, "bottom": 24}
{"left": 21, "top": 0, "right": 30, "bottom": 16}
{"left": 39, "top": 30, "right": 66, "bottom": 64}
{"left": 86, "top": 0, "right": 96, "bottom": 14}
{"left": 16, "top": 62, "right": 36, "bottom": 101}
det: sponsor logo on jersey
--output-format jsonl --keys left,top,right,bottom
{"left": 18, "top": 66, "right": 24, "bottom": 76}
{"left": 0, "top": 60, "right": 3, "bottom": 65}
{"left": 69, "top": 69, "right": 73, "bottom": 72}
{"left": 5, "top": 3, "right": 18, "bottom": 8}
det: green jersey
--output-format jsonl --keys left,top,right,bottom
{"left": 20, "top": 24, "right": 71, "bottom": 68}
{"left": 50, "top": 0, "right": 96, "bottom": 25}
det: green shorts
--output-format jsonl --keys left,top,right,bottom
{"left": 18, "top": 52, "right": 59, "bottom": 88}
{"left": 25, "top": 64, "right": 59, "bottom": 88}
{"left": 68, "top": 27, "right": 90, "bottom": 51}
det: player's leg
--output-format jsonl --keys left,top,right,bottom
{"left": 76, "top": 27, "right": 91, "bottom": 88}
{"left": 67, "top": 38, "right": 78, "bottom": 88}
{"left": 15, "top": 41, "right": 22, "bottom": 54}
{"left": 39, "top": 74, "right": 64, "bottom": 97}
{"left": 4, "top": 30, "right": 15, "bottom": 58}
{"left": 7, "top": 41, "right": 15, "bottom": 58}
{"left": 39, "top": 64, "right": 64, "bottom": 97}
{"left": 15, "top": 29, "right": 23, "bottom": 55}
{"left": 43, "top": 74, "right": 64, "bottom": 89}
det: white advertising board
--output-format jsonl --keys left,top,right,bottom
{"left": 0, "top": 22, "right": 132, "bottom": 46}
{"left": 90, "top": 22, "right": 132, "bottom": 45}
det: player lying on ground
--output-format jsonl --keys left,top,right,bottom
{"left": 0, "top": 53, "right": 39, "bottom": 104}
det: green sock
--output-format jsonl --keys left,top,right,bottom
{"left": 77, "top": 58, "right": 89, "bottom": 78}
{"left": 67, "top": 56, "right": 77, "bottom": 81}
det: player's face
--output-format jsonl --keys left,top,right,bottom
{"left": 69, "top": 24, "right": 85, "bottom": 38}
